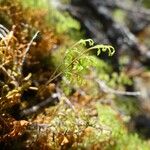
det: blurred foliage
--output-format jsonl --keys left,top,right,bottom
{"left": 143, "top": 0, "right": 150, "bottom": 8}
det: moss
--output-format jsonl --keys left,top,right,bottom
{"left": 97, "top": 105, "right": 150, "bottom": 150}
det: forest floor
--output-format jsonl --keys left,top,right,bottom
{"left": 0, "top": 0, "right": 150, "bottom": 149}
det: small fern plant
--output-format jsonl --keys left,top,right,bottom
{"left": 47, "top": 39, "right": 115, "bottom": 86}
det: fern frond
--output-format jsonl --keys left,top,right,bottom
{"left": 47, "top": 39, "right": 115, "bottom": 85}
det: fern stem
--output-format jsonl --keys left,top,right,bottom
{"left": 46, "top": 45, "right": 98, "bottom": 84}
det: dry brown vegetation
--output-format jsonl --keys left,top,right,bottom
{"left": 0, "top": 0, "right": 59, "bottom": 144}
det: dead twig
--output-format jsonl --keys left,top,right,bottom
{"left": 21, "top": 87, "right": 76, "bottom": 116}
{"left": 0, "top": 24, "right": 9, "bottom": 38}
{"left": 0, "top": 24, "right": 10, "bottom": 45}
{"left": 56, "top": 87, "right": 76, "bottom": 112}
{"left": 21, "top": 93, "right": 59, "bottom": 116}
{"left": 20, "top": 31, "right": 40, "bottom": 73}
{"left": 96, "top": 79, "right": 141, "bottom": 96}
{"left": 0, "top": 24, "right": 9, "bottom": 33}
{"left": 116, "top": 0, "right": 150, "bottom": 18}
